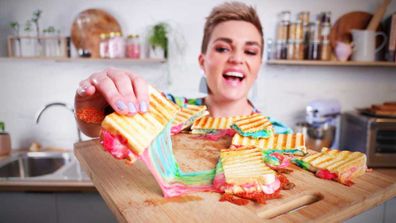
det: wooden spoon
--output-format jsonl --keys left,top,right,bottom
{"left": 367, "top": 0, "right": 391, "bottom": 31}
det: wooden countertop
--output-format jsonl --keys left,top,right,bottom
{"left": 75, "top": 134, "right": 396, "bottom": 223}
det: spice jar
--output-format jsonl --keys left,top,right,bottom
{"left": 99, "top": 33, "right": 109, "bottom": 58}
{"left": 308, "top": 21, "right": 321, "bottom": 60}
{"left": 294, "top": 40, "right": 305, "bottom": 60}
{"left": 320, "top": 12, "right": 332, "bottom": 61}
{"left": 126, "top": 34, "right": 141, "bottom": 59}
{"left": 108, "top": 32, "right": 125, "bottom": 58}
{"left": 298, "top": 11, "right": 310, "bottom": 59}
{"left": 0, "top": 122, "right": 11, "bottom": 156}
{"left": 275, "top": 11, "right": 291, "bottom": 59}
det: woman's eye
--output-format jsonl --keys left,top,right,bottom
{"left": 215, "top": 47, "right": 229, "bottom": 53}
{"left": 245, "top": 50, "right": 258, "bottom": 56}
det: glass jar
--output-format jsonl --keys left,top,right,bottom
{"left": 126, "top": 34, "right": 141, "bottom": 59}
{"left": 99, "top": 33, "right": 109, "bottom": 58}
{"left": 108, "top": 32, "right": 125, "bottom": 58}
{"left": 308, "top": 21, "right": 321, "bottom": 60}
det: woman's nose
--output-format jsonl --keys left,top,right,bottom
{"left": 228, "top": 50, "right": 244, "bottom": 64}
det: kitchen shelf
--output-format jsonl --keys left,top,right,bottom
{"left": 0, "top": 57, "right": 166, "bottom": 63}
{"left": 266, "top": 59, "right": 396, "bottom": 67}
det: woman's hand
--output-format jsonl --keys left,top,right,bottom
{"left": 74, "top": 67, "right": 149, "bottom": 137}
{"left": 76, "top": 67, "right": 149, "bottom": 115}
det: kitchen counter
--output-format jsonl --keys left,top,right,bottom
{"left": 75, "top": 134, "right": 396, "bottom": 223}
{"left": 0, "top": 149, "right": 95, "bottom": 192}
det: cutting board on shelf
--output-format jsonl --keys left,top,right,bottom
{"left": 329, "top": 11, "right": 385, "bottom": 49}
{"left": 75, "top": 133, "right": 396, "bottom": 223}
{"left": 70, "top": 9, "right": 122, "bottom": 58}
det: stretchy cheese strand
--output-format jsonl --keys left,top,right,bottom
{"left": 101, "top": 119, "right": 300, "bottom": 197}
{"left": 138, "top": 122, "right": 217, "bottom": 197}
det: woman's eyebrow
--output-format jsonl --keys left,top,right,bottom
{"left": 213, "top": 37, "right": 232, "bottom": 44}
{"left": 246, "top": 41, "right": 261, "bottom": 47}
{"left": 213, "top": 38, "right": 261, "bottom": 47}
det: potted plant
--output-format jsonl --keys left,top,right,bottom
{"left": 9, "top": 22, "right": 22, "bottom": 57}
{"left": 148, "top": 22, "right": 168, "bottom": 59}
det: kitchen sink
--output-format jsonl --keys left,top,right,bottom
{"left": 0, "top": 152, "right": 72, "bottom": 178}
{"left": 0, "top": 151, "right": 89, "bottom": 181}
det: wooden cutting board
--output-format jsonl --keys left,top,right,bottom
{"left": 74, "top": 134, "right": 396, "bottom": 223}
{"left": 70, "top": 9, "right": 122, "bottom": 58}
{"left": 329, "top": 11, "right": 384, "bottom": 49}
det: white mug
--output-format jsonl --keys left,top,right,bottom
{"left": 351, "top": 29, "right": 387, "bottom": 62}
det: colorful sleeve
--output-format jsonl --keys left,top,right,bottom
{"left": 164, "top": 94, "right": 204, "bottom": 107}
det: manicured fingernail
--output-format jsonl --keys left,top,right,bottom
{"left": 128, "top": 102, "right": 137, "bottom": 114}
{"left": 116, "top": 101, "right": 127, "bottom": 111}
{"left": 139, "top": 101, "right": 148, "bottom": 113}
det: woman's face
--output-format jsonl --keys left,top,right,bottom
{"left": 199, "top": 20, "right": 262, "bottom": 103}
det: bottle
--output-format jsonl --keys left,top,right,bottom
{"left": 320, "top": 12, "right": 332, "bottom": 61}
{"left": 308, "top": 21, "right": 321, "bottom": 60}
{"left": 99, "top": 33, "right": 109, "bottom": 58}
{"left": 298, "top": 11, "right": 310, "bottom": 59}
{"left": 108, "top": 32, "right": 125, "bottom": 58}
{"left": 0, "top": 122, "right": 11, "bottom": 156}
{"left": 126, "top": 34, "right": 141, "bottom": 59}
{"left": 275, "top": 11, "right": 291, "bottom": 59}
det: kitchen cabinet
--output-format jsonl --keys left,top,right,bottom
{"left": 0, "top": 192, "right": 117, "bottom": 223}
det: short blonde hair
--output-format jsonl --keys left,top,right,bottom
{"left": 201, "top": 1, "right": 264, "bottom": 56}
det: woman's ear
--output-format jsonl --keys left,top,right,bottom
{"left": 198, "top": 54, "right": 205, "bottom": 70}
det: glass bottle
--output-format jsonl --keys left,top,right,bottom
{"left": 298, "top": 11, "right": 310, "bottom": 59}
{"left": 275, "top": 11, "right": 291, "bottom": 59}
{"left": 308, "top": 21, "right": 321, "bottom": 60}
{"left": 320, "top": 12, "right": 332, "bottom": 61}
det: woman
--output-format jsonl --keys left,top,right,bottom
{"left": 75, "top": 2, "right": 269, "bottom": 137}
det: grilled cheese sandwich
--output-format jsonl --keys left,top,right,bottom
{"left": 101, "top": 85, "right": 180, "bottom": 155}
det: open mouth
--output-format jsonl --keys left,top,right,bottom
{"left": 223, "top": 71, "right": 245, "bottom": 82}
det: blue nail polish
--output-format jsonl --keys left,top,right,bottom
{"left": 128, "top": 102, "right": 137, "bottom": 114}
{"left": 140, "top": 101, "right": 148, "bottom": 113}
{"left": 116, "top": 101, "right": 127, "bottom": 111}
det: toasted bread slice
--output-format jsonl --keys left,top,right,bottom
{"left": 172, "top": 104, "right": 208, "bottom": 132}
{"left": 231, "top": 114, "right": 273, "bottom": 138}
{"left": 191, "top": 115, "right": 249, "bottom": 134}
{"left": 221, "top": 146, "right": 276, "bottom": 186}
{"left": 232, "top": 133, "right": 306, "bottom": 153}
{"left": 101, "top": 85, "right": 179, "bottom": 155}
{"left": 299, "top": 147, "right": 367, "bottom": 185}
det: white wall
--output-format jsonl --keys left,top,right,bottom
{"left": 0, "top": 0, "right": 396, "bottom": 149}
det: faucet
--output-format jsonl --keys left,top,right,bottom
{"left": 36, "top": 102, "right": 82, "bottom": 142}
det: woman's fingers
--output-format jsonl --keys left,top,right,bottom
{"left": 131, "top": 76, "right": 149, "bottom": 113}
{"left": 91, "top": 72, "right": 130, "bottom": 115}
{"left": 77, "top": 79, "right": 95, "bottom": 97}
{"left": 79, "top": 68, "right": 150, "bottom": 115}
{"left": 107, "top": 69, "right": 139, "bottom": 115}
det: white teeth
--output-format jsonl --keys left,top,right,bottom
{"left": 224, "top": 72, "right": 244, "bottom": 78}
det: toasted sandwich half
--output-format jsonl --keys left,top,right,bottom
{"left": 215, "top": 146, "right": 280, "bottom": 195}
{"left": 191, "top": 115, "right": 248, "bottom": 135}
{"left": 101, "top": 85, "right": 180, "bottom": 156}
{"left": 231, "top": 113, "right": 273, "bottom": 138}
{"left": 293, "top": 147, "right": 367, "bottom": 186}
{"left": 232, "top": 133, "right": 307, "bottom": 154}
{"left": 171, "top": 104, "right": 208, "bottom": 134}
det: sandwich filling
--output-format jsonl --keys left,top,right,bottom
{"left": 213, "top": 146, "right": 282, "bottom": 205}
{"left": 231, "top": 114, "right": 274, "bottom": 138}
{"left": 293, "top": 148, "right": 367, "bottom": 186}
